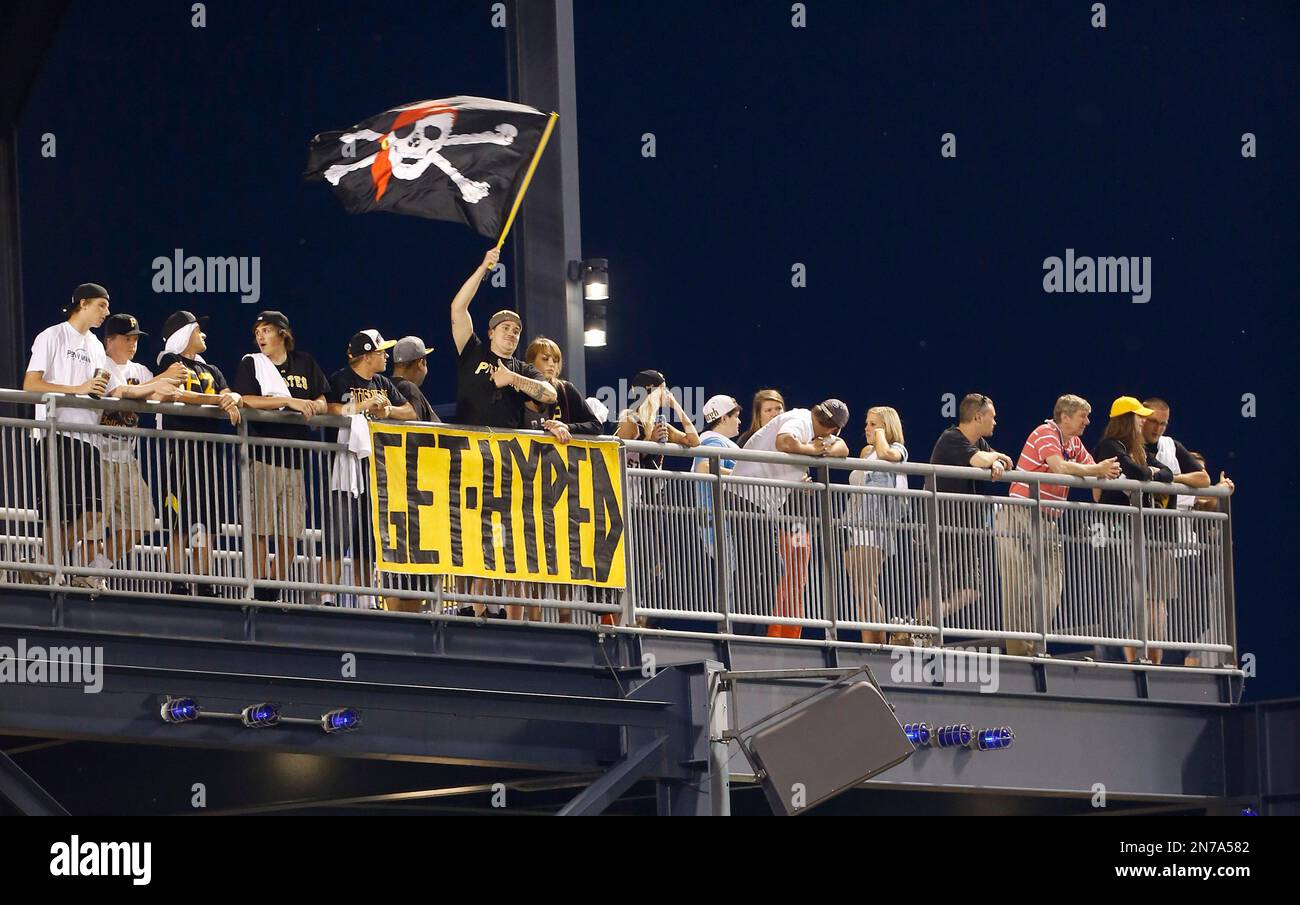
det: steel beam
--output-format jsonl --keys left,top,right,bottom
{"left": 0, "top": 750, "right": 68, "bottom": 815}
{"left": 556, "top": 737, "right": 665, "bottom": 816}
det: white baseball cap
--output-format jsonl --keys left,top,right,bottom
{"left": 585, "top": 396, "right": 610, "bottom": 424}
{"left": 702, "top": 394, "right": 740, "bottom": 423}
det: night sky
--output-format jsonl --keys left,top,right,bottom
{"left": 16, "top": 1, "right": 1299, "bottom": 698}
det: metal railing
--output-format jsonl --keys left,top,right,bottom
{"left": 0, "top": 389, "right": 1235, "bottom": 665}
{"left": 620, "top": 435, "right": 1235, "bottom": 664}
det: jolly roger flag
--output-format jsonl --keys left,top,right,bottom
{"left": 304, "top": 96, "right": 553, "bottom": 239}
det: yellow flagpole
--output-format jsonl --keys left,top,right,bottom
{"left": 495, "top": 111, "right": 558, "bottom": 250}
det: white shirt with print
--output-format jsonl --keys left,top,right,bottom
{"left": 26, "top": 321, "right": 121, "bottom": 442}
{"left": 98, "top": 359, "right": 153, "bottom": 463}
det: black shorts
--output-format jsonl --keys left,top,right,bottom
{"left": 36, "top": 436, "right": 102, "bottom": 522}
{"left": 327, "top": 489, "right": 374, "bottom": 571}
{"left": 164, "top": 445, "right": 229, "bottom": 542}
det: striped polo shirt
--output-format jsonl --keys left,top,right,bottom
{"left": 1008, "top": 421, "right": 1095, "bottom": 501}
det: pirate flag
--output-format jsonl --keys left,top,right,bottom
{"left": 305, "top": 96, "right": 552, "bottom": 239}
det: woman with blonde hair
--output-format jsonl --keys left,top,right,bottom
{"left": 738, "top": 388, "right": 785, "bottom": 447}
{"left": 842, "top": 406, "right": 909, "bottom": 644}
{"left": 615, "top": 370, "right": 700, "bottom": 466}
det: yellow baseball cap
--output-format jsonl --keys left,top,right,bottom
{"left": 1109, "top": 396, "right": 1154, "bottom": 418}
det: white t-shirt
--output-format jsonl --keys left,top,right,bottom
{"left": 98, "top": 359, "right": 153, "bottom": 463}
{"left": 729, "top": 408, "right": 815, "bottom": 511}
{"left": 26, "top": 321, "right": 122, "bottom": 441}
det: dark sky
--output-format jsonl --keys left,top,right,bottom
{"left": 16, "top": 1, "right": 1299, "bottom": 698}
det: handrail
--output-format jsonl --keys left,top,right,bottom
{"left": 0, "top": 387, "right": 1230, "bottom": 498}
{"left": 621, "top": 439, "right": 1233, "bottom": 499}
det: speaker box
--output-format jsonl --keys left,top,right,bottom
{"left": 747, "top": 680, "right": 912, "bottom": 815}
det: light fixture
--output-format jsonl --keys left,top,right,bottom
{"left": 582, "top": 258, "right": 608, "bottom": 301}
{"left": 160, "top": 696, "right": 200, "bottom": 724}
{"left": 321, "top": 708, "right": 361, "bottom": 734}
{"left": 903, "top": 722, "right": 931, "bottom": 747}
{"left": 974, "top": 726, "right": 1015, "bottom": 751}
{"left": 584, "top": 299, "right": 607, "bottom": 347}
{"left": 934, "top": 723, "right": 973, "bottom": 749}
{"left": 241, "top": 702, "right": 281, "bottom": 728}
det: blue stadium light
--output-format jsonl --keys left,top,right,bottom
{"left": 321, "top": 708, "right": 361, "bottom": 734}
{"left": 160, "top": 696, "right": 200, "bottom": 724}
{"left": 934, "top": 724, "right": 973, "bottom": 749}
{"left": 241, "top": 702, "right": 281, "bottom": 728}
{"left": 975, "top": 726, "right": 1015, "bottom": 751}
{"left": 1240, "top": 807, "right": 1258, "bottom": 816}
{"left": 903, "top": 722, "right": 931, "bottom": 747}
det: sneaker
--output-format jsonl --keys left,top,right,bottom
{"left": 253, "top": 587, "right": 281, "bottom": 603}
{"left": 69, "top": 575, "right": 107, "bottom": 595}
{"left": 196, "top": 583, "right": 220, "bottom": 598}
{"left": 455, "top": 605, "right": 476, "bottom": 617}
{"left": 167, "top": 582, "right": 190, "bottom": 596}
{"left": 15, "top": 565, "right": 53, "bottom": 586}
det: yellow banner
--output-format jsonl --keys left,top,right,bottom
{"left": 368, "top": 423, "right": 626, "bottom": 587}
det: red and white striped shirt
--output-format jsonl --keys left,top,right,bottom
{"left": 1008, "top": 421, "right": 1095, "bottom": 501}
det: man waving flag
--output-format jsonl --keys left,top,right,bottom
{"left": 305, "top": 96, "right": 554, "bottom": 239}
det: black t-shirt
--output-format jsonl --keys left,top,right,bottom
{"left": 326, "top": 367, "right": 407, "bottom": 439}
{"left": 929, "top": 426, "right": 992, "bottom": 494}
{"left": 1093, "top": 436, "right": 1173, "bottom": 507}
{"left": 233, "top": 351, "right": 331, "bottom": 452}
{"left": 157, "top": 353, "right": 230, "bottom": 433}
{"left": 525, "top": 378, "right": 602, "bottom": 435}
{"left": 454, "top": 333, "right": 544, "bottom": 429}
{"left": 393, "top": 377, "right": 438, "bottom": 423}
{"left": 1143, "top": 437, "right": 1202, "bottom": 509}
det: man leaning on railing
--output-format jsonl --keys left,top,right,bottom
{"left": 997, "top": 394, "right": 1120, "bottom": 656}
{"left": 154, "top": 309, "right": 243, "bottom": 597}
{"left": 920, "top": 394, "right": 1015, "bottom": 624}
{"left": 21, "top": 284, "right": 180, "bottom": 590}
{"left": 232, "top": 310, "right": 331, "bottom": 603}
{"left": 728, "top": 399, "right": 850, "bottom": 639}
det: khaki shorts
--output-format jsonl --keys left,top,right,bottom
{"left": 101, "top": 458, "right": 156, "bottom": 534}
{"left": 249, "top": 460, "right": 306, "bottom": 537}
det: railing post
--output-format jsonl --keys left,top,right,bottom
{"left": 1219, "top": 492, "right": 1236, "bottom": 668}
{"left": 1030, "top": 481, "right": 1048, "bottom": 655}
{"left": 818, "top": 465, "right": 837, "bottom": 636}
{"left": 619, "top": 443, "right": 635, "bottom": 626}
{"left": 710, "top": 455, "right": 733, "bottom": 634}
{"left": 43, "top": 396, "right": 63, "bottom": 587}
{"left": 1132, "top": 494, "right": 1149, "bottom": 662}
{"left": 238, "top": 418, "right": 256, "bottom": 601}
{"left": 926, "top": 481, "right": 944, "bottom": 648}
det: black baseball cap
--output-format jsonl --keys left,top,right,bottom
{"left": 162, "top": 310, "right": 209, "bottom": 340}
{"left": 104, "top": 313, "right": 147, "bottom": 337}
{"left": 347, "top": 329, "right": 397, "bottom": 359}
{"left": 65, "top": 282, "right": 109, "bottom": 314}
{"left": 253, "top": 310, "right": 291, "bottom": 331}
{"left": 632, "top": 369, "right": 666, "bottom": 389}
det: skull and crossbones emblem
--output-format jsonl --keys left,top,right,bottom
{"left": 324, "top": 105, "right": 517, "bottom": 203}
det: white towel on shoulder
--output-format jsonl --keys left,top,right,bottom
{"left": 243, "top": 352, "right": 291, "bottom": 398}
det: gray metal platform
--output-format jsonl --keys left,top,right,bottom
{"left": 0, "top": 586, "right": 1281, "bottom": 816}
